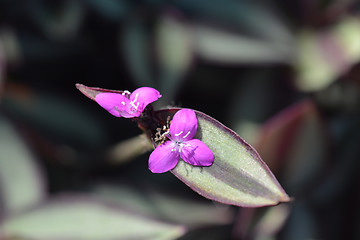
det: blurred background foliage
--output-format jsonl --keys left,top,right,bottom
{"left": 0, "top": 0, "right": 360, "bottom": 239}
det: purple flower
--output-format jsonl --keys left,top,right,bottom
{"left": 95, "top": 87, "right": 162, "bottom": 118}
{"left": 149, "top": 109, "right": 214, "bottom": 173}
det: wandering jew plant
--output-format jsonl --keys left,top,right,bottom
{"left": 76, "top": 84, "right": 291, "bottom": 207}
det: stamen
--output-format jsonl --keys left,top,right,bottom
{"left": 130, "top": 93, "right": 139, "bottom": 110}
{"left": 130, "top": 93, "right": 138, "bottom": 102}
{"left": 122, "top": 90, "right": 131, "bottom": 96}
{"left": 121, "top": 101, "right": 126, "bottom": 105}
{"left": 165, "top": 131, "right": 173, "bottom": 141}
{"left": 183, "top": 131, "right": 191, "bottom": 138}
{"left": 131, "top": 102, "right": 139, "bottom": 110}
{"left": 174, "top": 131, "right": 183, "bottom": 137}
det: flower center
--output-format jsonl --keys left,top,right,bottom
{"left": 171, "top": 130, "right": 192, "bottom": 153}
{"left": 120, "top": 91, "right": 142, "bottom": 114}
{"left": 171, "top": 140, "right": 185, "bottom": 153}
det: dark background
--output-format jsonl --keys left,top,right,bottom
{"left": 0, "top": 0, "right": 360, "bottom": 239}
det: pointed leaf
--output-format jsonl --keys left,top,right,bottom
{"left": 256, "top": 99, "right": 327, "bottom": 195}
{"left": 155, "top": 109, "right": 290, "bottom": 207}
{"left": 75, "top": 83, "right": 124, "bottom": 101}
{"left": 0, "top": 196, "right": 186, "bottom": 240}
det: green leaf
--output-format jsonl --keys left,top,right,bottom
{"left": 174, "top": 0, "right": 291, "bottom": 43}
{"left": 155, "top": 109, "right": 290, "bottom": 207}
{"left": 251, "top": 204, "right": 290, "bottom": 239}
{"left": 0, "top": 196, "right": 186, "bottom": 240}
{"left": 295, "top": 16, "right": 360, "bottom": 91}
{"left": 122, "top": 19, "right": 155, "bottom": 87}
{"left": 193, "top": 25, "right": 292, "bottom": 64}
{"left": 156, "top": 14, "right": 193, "bottom": 103}
{"left": 0, "top": 114, "right": 46, "bottom": 215}
{"left": 92, "top": 184, "right": 234, "bottom": 227}
{"left": 106, "top": 133, "right": 154, "bottom": 164}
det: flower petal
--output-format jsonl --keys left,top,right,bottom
{"left": 170, "top": 109, "right": 197, "bottom": 141}
{"left": 180, "top": 139, "right": 214, "bottom": 166}
{"left": 149, "top": 141, "right": 179, "bottom": 173}
{"left": 129, "top": 87, "right": 162, "bottom": 113}
{"left": 95, "top": 93, "right": 133, "bottom": 118}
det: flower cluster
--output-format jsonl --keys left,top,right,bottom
{"left": 92, "top": 86, "right": 214, "bottom": 173}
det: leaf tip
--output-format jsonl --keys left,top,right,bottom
{"left": 75, "top": 83, "right": 99, "bottom": 101}
{"left": 75, "top": 83, "right": 83, "bottom": 89}
{"left": 277, "top": 194, "right": 293, "bottom": 205}
{"left": 75, "top": 83, "right": 90, "bottom": 98}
